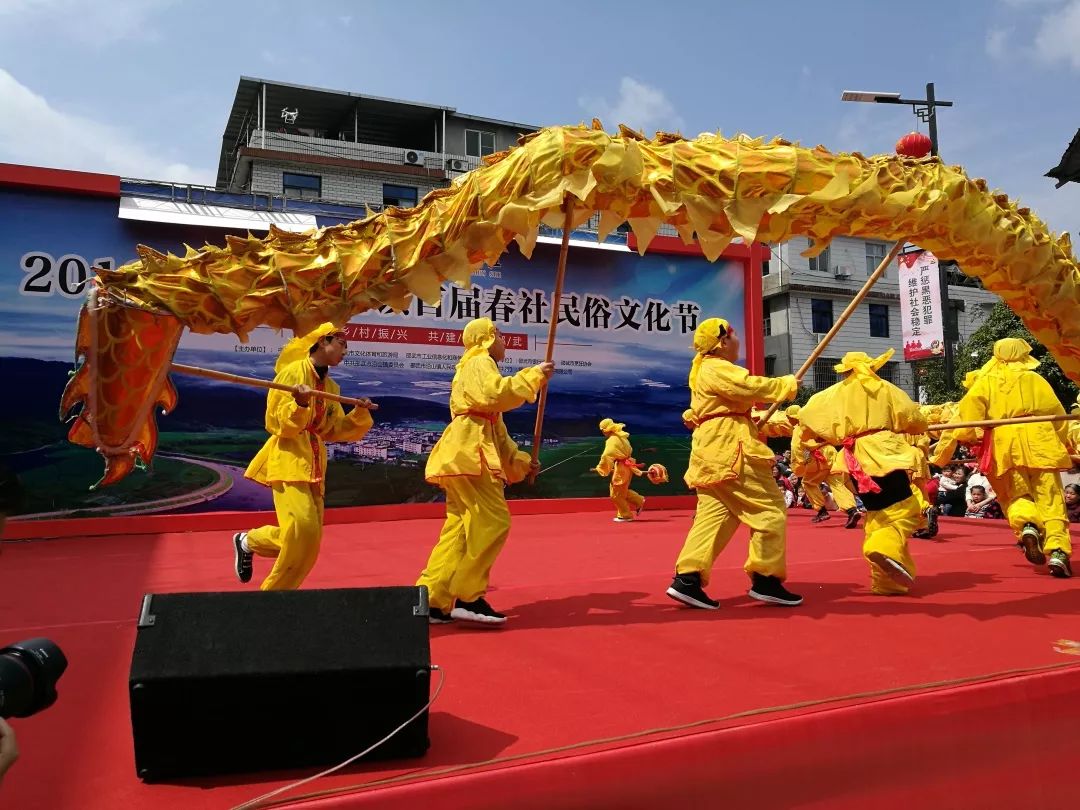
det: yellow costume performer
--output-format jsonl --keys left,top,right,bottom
{"left": 667, "top": 318, "right": 802, "bottom": 609}
{"left": 789, "top": 404, "right": 861, "bottom": 529}
{"left": 593, "top": 418, "right": 646, "bottom": 521}
{"left": 234, "top": 323, "right": 374, "bottom": 590}
{"left": 797, "top": 350, "right": 928, "bottom": 595}
{"left": 1069, "top": 398, "right": 1080, "bottom": 469}
{"left": 417, "top": 318, "right": 552, "bottom": 625}
{"left": 946, "top": 338, "right": 1075, "bottom": 577}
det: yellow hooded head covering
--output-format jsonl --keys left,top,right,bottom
{"left": 991, "top": 337, "right": 1039, "bottom": 369}
{"left": 275, "top": 322, "right": 343, "bottom": 373}
{"left": 834, "top": 349, "right": 894, "bottom": 391}
{"left": 456, "top": 317, "right": 498, "bottom": 372}
{"left": 689, "top": 317, "right": 731, "bottom": 389}
{"left": 785, "top": 404, "right": 801, "bottom": 422}
{"left": 599, "top": 418, "right": 628, "bottom": 437}
{"left": 974, "top": 337, "right": 1039, "bottom": 394}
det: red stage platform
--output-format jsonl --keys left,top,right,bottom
{"left": 2, "top": 507, "right": 1080, "bottom": 809}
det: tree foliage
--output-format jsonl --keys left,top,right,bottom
{"left": 918, "top": 301, "right": 1079, "bottom": 407}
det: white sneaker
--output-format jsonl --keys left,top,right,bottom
{"left": 613, "top": 516, "right": 634, "bottom": 523}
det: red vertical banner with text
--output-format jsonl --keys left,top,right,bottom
{"left": 898, "top": 250, "right": 944, "bottom": 361}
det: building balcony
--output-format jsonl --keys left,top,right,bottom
{"left": 239, "top": 129, "right": 482, "bottom": 179}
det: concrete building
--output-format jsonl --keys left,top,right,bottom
{"left": 763, "top": 236, "right": 1000, "bottom": 396}
{"left": 216, "top": 76, "right": 539, "bottom": 211}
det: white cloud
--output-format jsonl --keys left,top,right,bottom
{"left": 0, "top": 0, "right": 176, "bottom": 46}
{"left": 0, "top": 68, "right": 214, "bottom": 184}
{"left": 1033, "top": 0, "right": 1080, "bottom": 69}
{"left": 985, "top": 27, "right": 1011, "bottom": 59}
{"left": 580, "top": 77, "right": 684, "bottom": 135}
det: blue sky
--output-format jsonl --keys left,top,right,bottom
{"left": 1, "top": 0, "right": 1077, "bottom": 236}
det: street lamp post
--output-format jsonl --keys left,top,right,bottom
{"left": 841, "top": 82, "right": 957, "bottom": 394}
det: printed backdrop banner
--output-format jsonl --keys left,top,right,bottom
{"left": 2, "top": 185, "right": 748, "bottom": 519}
{"left": 898, "top": 249, "right": 945, "bottom": 361}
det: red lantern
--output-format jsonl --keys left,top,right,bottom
{"left": 895, "top": 131, "right": 932, "bottom": 158}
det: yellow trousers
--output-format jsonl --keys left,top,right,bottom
{"left": 863, "top": 495, "right": 923, "bottom": 595}
{"left": 990, "top": 469, "right": 1072, "bottom": 556}
{"left": 675, "top": 461, "right": 787, "bottom": 585}
{"left": 246, "top": 481, "right": 325, "bottom": 591}
{"left": 610, "top": 480, "right": 645, "bottom": 519}
{"left": 418, "top": 471, "right": 512, "bottom": 612}
{"left": 805, "top": 475, "right": 856, "bottom": 511}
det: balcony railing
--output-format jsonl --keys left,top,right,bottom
{"left": 247, "top": 129, "right": 480, "bottom": 175}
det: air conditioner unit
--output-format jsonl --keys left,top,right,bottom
{"left": 833, "top": 265, "right": 853, "bottom": 279}
{"left": 403, "top": 150, "right": 421, "bottom": 166}
{"left": 446, "top": 158, "right": 468, "bottom": 172}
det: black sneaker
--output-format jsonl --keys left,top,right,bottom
{"left": 748, "top": 573, "right": 803, "bottom": 606}
{"left": 1019, "top": 523, "right": 1046, "bottom": 565}
{"left": 233, "top": 532, "right": 253, "bottom": 583}
{"left": 450, "top": 597, "right": 507, "bottom": 625}
{"left": 428, "top": 608, "right": 455, "bottom": 624}
{"left": 811, "top": 508, "right": 831, "bottom": 524}
{"left": 1048, "top": 550, "right": 1073, "bottom": 579}
{"left": 666, "top": 572, "right": 720, "bottom": 610}
{"left": 844, "top": 508, "right": 862, "bottom": 530}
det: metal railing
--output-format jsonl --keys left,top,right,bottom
{"left": 247, "top": 129, "right": 480, "bottom": 174}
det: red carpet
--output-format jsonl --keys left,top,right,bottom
{"left": 2, "top": 508, "right": 1080, "bottom": 809}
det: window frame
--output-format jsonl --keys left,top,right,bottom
{"left": 465, "top": 129, "right": 496, "bottom": 159}
{"left": 869, "top": 303, "right": 890, "bottom": 338}
{"left": 810, "top": 298, "right": 834, "bottom": 334}
{"left": 382, "top": 183, "right": 419, "bottom": 209}
{"left": 865, "top": 241, "right": 887, "bottom": 276}
{"left": 282, "top": 172, "right": 321, "bottom": 200}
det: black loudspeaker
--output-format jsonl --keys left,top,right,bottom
{"left": 129, "top": 587, "right": 431, "bottom": 781}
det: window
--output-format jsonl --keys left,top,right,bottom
{"left": 282, "top": 172, "right": 321, "bottom": 200}
{"left": 763, "top": 299, "right": 772, "bottom": 336}
{"left": 865, "top": 241, "right": 887, "bottom": 276}
{"left": 765, "top": 356, "right": 776, "bottom": 376}
{"left": 877, "top": 362, "right": 897, "bottom": 384}
{"left": 811, "top": 298, "right": 833, "bottom": 333}
{"left": 869, "top": 303, "right": 890, "bottom": 338}
{"left": 762, "top": 259, "right": 771, "bottom": 276}
{"left": 465, "top": 129, "right": 496, "bottom": 158}
{"left": 813, "top": 357, "right": 839, "bottom": 390}
{"left": 808, "top": 241, "right": 830, "bottom": 273}
{"left": 383, "top": 184, "right": 418, "bottom": 209}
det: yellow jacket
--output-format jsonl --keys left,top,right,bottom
{"left": 245, "top": 358, "right": 374, "bottom": 487}
{"left": 790, "top": 425, "right": 838, "bottom": 482}
{"left": 683, "top": 357, "right": 797, "bottom": 487}
{"left": 752, "top": 407, "right": 796, "bottom": 438}
{"left": 951, "top": 358, "right": 1072, "bottom": 476}
{"left": 1069, "top": 403, "right": 1080, "bottom": 460}
{"left": 596, "top": 433, "right": 643, "bottom": 486}
{"left": 797, "top": 375, "right": 927, "bottom": 479}
{"left": 425, "top": 356, "right": 546, "bottom": 485}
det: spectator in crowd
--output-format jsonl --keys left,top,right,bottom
{"left": 1065, "top": 484, "right": 1080, "bottom": 524}
{"left": 965, "top": 485, "right": 1003, "bottom": 519}
{"left": 773, "top": 464, "right": 796, "bottom": 508}
{"left": 965, "top": 463, "right": 996, "bottom": 502}
{"left": 937, "top": 464, "right": 970, "bottom": 516}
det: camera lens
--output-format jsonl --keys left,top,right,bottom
{"left": 0, "top": 638, "right": 67, "bottom": 719}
